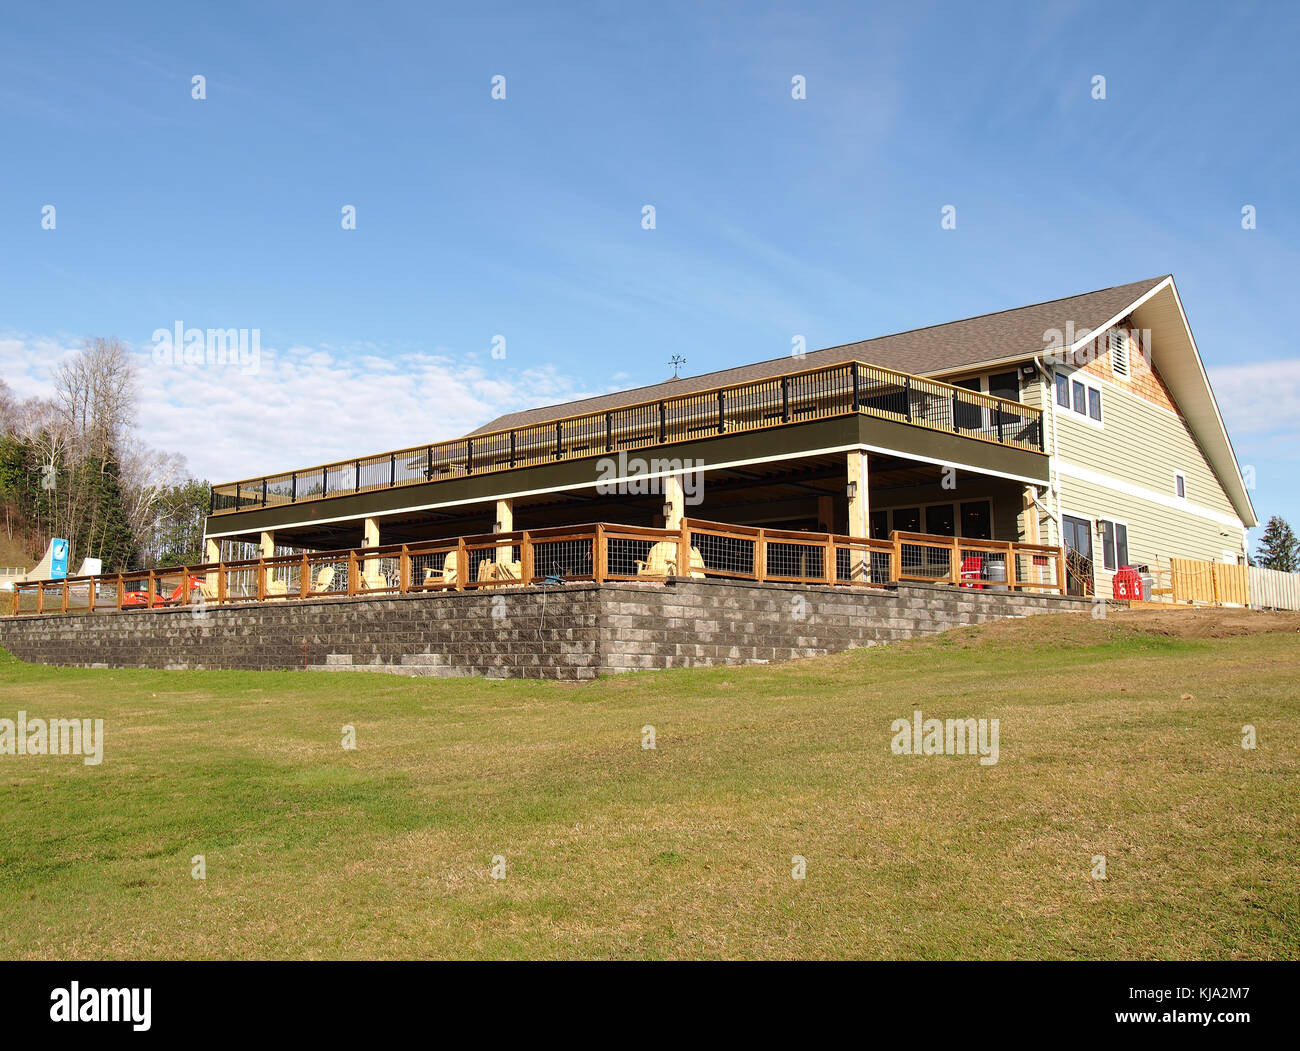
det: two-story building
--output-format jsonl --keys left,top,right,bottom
{"left": 202, "top": 274, "right": 1256, "bottom": 597}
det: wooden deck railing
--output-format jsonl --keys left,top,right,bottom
{"left": 8, "top": 520, "right": 1066, "bottom": 617}
{"left": 208, "top": 360, "right": 1046, "bottom": 516}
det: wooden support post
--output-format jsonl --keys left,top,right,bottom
{"left": 663, "top": 474, "right": 684, "bottom": 531}
{"left": 950, "top": 536, "right": 960, "bottom": 586}
{"left": 257, "top": 561, "right": 266, "bottom": 602}
{"left": 363, "top": 518, "right": 380, "bottom": 549}
{"left": 1055, "top": 547, "right": 1066, "bottom": 595}
{"left": 847, "top": 450, "right": 870, "bottom": 581}
{"left": 456, "top": 538, "right": 467, "bottom": 590}
{"left": 594, "top": 523, "right": 606, "bottom": 583}
{"left": 521, "top": 532, "right": 534, "bottom": 584}
{"left": 204, "top": 538, "right": 220, "bottom": 596}
{"left": 347, "top": 551, "right": 358, "bottom": 596}
{"left": 147, "top": 570, "right": 157, "bottom": 609}
{"left": 1005, "top": 542, "right": 1017, "bottom": 591}
{"left": 36, "top": 585, "right": 44, "bottom": 615}
{"left": 61, "top": 580, "right": 69, "bottom": 614}
{"left": 180, "top": 568, "right": 190, "bottom": 607}
{"left": 495, "top": 499, "right": 513, "bottom": 564}
{"left": 217, "top": 565, "right": 227, "bottom": 605}
{"left": 677, "top": 520, "right": 691, "bottom": 578}
{"left": 400, "top": 545, "right": 410, "bottom": 594}
{"left": 825, "top": 534, "right": 836, "bottom": 585}
{"left": 117, "top": 574, "right": 125, "bottom": 610}
{"left": 755, "top": 529, "right": 766, "bottom": 582}
{"left": 891, "top": 532, "right": 902, "bottom": 583}
{"left": 1022, "top": 486, "right": 1041, "bottom": 585}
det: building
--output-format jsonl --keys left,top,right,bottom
{"left": 202, "top": 274, "right": 1257, "bottom": 597}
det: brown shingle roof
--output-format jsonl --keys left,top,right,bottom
{"left": 470, "top": 276, "right": 1169, "bottom": 434}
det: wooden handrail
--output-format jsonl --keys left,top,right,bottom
{"left": 209, "top": 358, "right": 1046, "bottom": 515}
{"left": 6, "top": 520, "right": 1067, "bottom": 616}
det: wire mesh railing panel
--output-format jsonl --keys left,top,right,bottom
{"left": 834, "top": 542, "right": 889, "bottom": 585}
{"left": 898, "top": 540, "right": 952, "bottom": 582}
{"left": 531, "top": 538, "right": 594, "bottom": 580}
{"left": 408, "top": 548, "right": 457, "bottom": 590}
{"left": 690, "top": 529, "right": 756, "bottom": 578}
{"left": 765, "top": 540, "right": 826, "bottom": 582}
{"left": 606, "top": 536, "right": 658, "bottom": 578}
{"left": 463, "top": 543, "right": 523, "bottom": 586}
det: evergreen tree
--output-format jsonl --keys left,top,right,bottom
{"left": 1255, "top": 515, "right": 1299, "bottom": 572}
{"left": 82, "top": 454, "right": 138, "bottom": 571}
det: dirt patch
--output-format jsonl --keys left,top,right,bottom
{"left": 908, "top": 605, "right": 1300, "bottom": 653}
{"left": 1107, "top": 607, "right": 1300, "bottom": 640}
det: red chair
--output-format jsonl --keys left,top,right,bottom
{"left": 959, "top": 555, "right": 984, "bottom": 589}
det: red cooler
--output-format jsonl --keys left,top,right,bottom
{"left": 1113, "top": 565, "right": 1141, "bottom": 600}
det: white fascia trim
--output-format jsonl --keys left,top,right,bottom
{"left": 920, "top": 281, "right": 1171, "bottom": 381}
{"left": 1055, "top": 459, "right": 1246, "bottom": 529}
{"left": 205, "top": 440, "right": 1049, "bottom": 538}
{"left": 1064, "top": 278, "right": 1173, "bottom": 355}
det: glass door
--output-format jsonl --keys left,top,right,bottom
{"left": 1062, "top": 514, "right": 1094, "bottom": 596}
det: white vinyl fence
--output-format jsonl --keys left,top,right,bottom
{"left": 1248, "top": 566, "right": 1300, "bottom": 611}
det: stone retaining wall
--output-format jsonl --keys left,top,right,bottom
{"left": 0, "top": 580, "right": 1093, "bottom": 680}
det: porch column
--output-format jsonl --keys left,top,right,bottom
{"left": 1022, "top": 486, "right": 1041, "bottom": 584}
{"left": 204, "top": 537, "right": 220, "bottom": 593}
{"left": 259, "top": 531, "right": 275, "bottom": 558}
{"left": 494, "top": 498, "right": 514, "bottom": 563}
{"left": 847, "top": 451, "right": 870, "bottom": 582}
{"left": 363, "top": 517, "right": 380, "bottom": 549}
{"left": 663, "top": 474, "right": 684, "bottom": 531}
{"left": 847, "top": 451, "right": 869, "bottom": 539}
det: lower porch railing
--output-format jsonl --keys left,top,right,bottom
{"left": 8, "top": 518, "right": 1066, "bottom": 616}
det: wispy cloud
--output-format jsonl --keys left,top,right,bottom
{"left": 0, "top": 335, "right": 607, "bottom": 483}
{"left": 1209, "top": 359, "right": 1300, "bottom": 439}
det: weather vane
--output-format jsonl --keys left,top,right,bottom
{"left": 669, "top": 355, "right": 686, "bottom": 378}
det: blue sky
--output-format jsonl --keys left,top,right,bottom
{"left": 1, "top": 0, "right": 1296, "bottom": 544}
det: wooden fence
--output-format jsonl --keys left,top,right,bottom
{"left": 8, "top": 518, "right": 1067, "bottom": 617}
{"left": 1247, "top": 565, "right": 1300, "bottom": 611}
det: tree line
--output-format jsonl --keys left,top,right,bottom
{"left": 0, "top": 338, "right": 210, "bottom": 573}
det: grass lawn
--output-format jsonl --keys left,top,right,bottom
{"left": 0, "top": 609, "right": 1297, "bottom": 960}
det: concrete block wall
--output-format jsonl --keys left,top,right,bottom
{"left": 0, "top": 580, "right": 1093, "bottom": 680}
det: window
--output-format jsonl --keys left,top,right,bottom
{"left": 875, "top": 500, "right": 990, "bottom": 539}
{"left": 1175, "top": 472, "right": 1187, "bottom": 500}
{"left": 1056, "top": 370, "right": 1103, "bottom": 426}
{"left": 1099, "top": 519, "right": 1129, "bottom": 572}
{"left": 953, "top": 377, "right": 983, "bottom": 431}
{"left": 926, "top": 504, "right": 955, "bottom": 536}
{"left": 989, "top": 371, "right": 1020, "bottom": 402}
{"left": 893, "top": 507, "right": 921, "bottom": 534}
{"left": 960, "top": 501, "right": 992, "bottom": 540}
{"left": 1109, "top": 329, "right": 1130, "bottom": 380}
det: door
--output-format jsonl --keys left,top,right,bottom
{"left": 1062, "top": 514, "right": 1094, "bottom": 596}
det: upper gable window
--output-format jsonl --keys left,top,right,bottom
{"left": 1057, "top": 369, "right": 1103, "bottom": 426}
{"left": 1109, "top": 328, "right": 1131, "bottom": 381}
